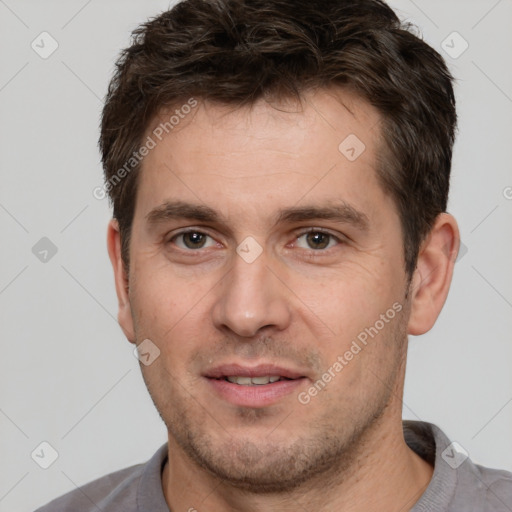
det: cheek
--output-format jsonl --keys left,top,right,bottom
{"left": 129, "top": 263, "right": 221, "bottom": 368}
{"left": 293, "top": 269, "right": 407, "bottom": 381}
{"left": 295, "top": 262, "right": 395, "bottom": 327}
{"left": 132, "top": 251, "right": 212, "bottom": 311}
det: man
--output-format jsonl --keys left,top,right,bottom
{"left": 36, "top": 0, "right": 512, "bottom": 510}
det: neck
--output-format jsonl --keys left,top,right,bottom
{"left": 162, "top": 412, "right": 433, "bottom": 512}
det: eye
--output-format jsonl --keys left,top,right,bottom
{"left": 294, "top": 229, "right": 341, "bottom": 250}
{"left": 169, "top": 230, "right": 217, "bottom": 250}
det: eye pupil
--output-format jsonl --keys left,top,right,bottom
{"left": 307, "top": 232, "right": 329, "bottom": 250}
{"left": 184, "top": 232, "right": 206, "bottom": 249}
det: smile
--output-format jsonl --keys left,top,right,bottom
{"left": 203, "top": 364, "right": 308, "bottom": 407}
{"left": 224, "top": 375, "right": 290, "bottom": 385}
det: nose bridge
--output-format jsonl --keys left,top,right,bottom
{"left": 212, "top": 247, "right": 291, "bottom": 337}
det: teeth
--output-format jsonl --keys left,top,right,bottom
{"left": 227, "top": 376, "right": 252, "bottom": 385}
{"left": 226, "top": 375, "right": 282, "bottom": 385}
{"left": 251, "top": 376, "right": 272, "bottom": 385}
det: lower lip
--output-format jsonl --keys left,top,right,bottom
{"left": 205, "top": 377, "right": 307, "bottom": 407}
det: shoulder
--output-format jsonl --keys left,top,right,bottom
{"left": 34, "top": 444, "right": 168, "bottom": 512}
{"left": 404, "top": 420, "right": 512, "bottom": 511}
{"left": 428, "top": 422, "right": 512, "bottom": 510}
{"left": 34, "top": 464, "right": 143, "bottom": 512}
{"left": 462, "top": 462, "right": 512, "bottom": 511}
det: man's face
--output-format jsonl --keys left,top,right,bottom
{"left": 123, "top": 88, "right": 412, "bottom": 491}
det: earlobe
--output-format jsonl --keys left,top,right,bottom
{"left": 407, "top": 213, "right": 460, "bottom": 336}
{"left": 107, "top": 219, "right": 136, "bottom": 343}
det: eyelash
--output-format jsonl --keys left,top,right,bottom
{"left": 167, "top": 228, "right": 344, "bottom": 253}
{"left": 292, "top": 228, "right": 343, "bottom": 251}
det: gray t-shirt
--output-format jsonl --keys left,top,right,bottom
{"left": 34, "top": 420, "right": 512, "bottom": 511}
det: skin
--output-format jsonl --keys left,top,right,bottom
{"left": 107, "top": 87, "right": 460, "bottom": 511}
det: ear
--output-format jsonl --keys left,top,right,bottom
{"left": 407, "top": 213, "right": 460, "bottom": 336}
{"left": 107, "top": 218, "right": 136, "bottom": 343}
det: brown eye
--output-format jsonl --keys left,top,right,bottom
{"left": 295, "top": 230, "right": 339, "bottom": 251}
{"left": 171, "top": 231, "right": 216, "bottom": 250}
{"left": 306, "top": 232, "right": 330, "bottom": 249}
{"left": 183, "top": 232, "right": 207, "bottom": 248}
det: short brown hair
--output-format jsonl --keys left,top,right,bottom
{"left": 99, "top": 0, "right": 456, "bottom": 279}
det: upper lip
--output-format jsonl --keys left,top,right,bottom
{"left": 203, "top": 363, "right": 306, "bottom": 380}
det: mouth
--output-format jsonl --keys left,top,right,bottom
{"left": 222, "top": 375, "right": 292, "bottom": 385}
{"left": 203, "top": 363, "right": 308, "bottom": 407}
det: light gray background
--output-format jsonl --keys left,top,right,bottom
{"left": 0, "top": 1, "right": 511, "bottom": 510}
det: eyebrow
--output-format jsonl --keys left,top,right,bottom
{"left": 145, "top": 200, "right": 370, "bottom": 232}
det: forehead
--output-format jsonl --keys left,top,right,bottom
{"left": 135, "top": 87, "right": 389, "bottom": 229}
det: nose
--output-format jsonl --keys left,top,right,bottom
{"left": 211, "top": 247, "right": 292, "bottom": 338}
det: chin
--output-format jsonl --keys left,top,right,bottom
{"left": 176, "top": 429, "right": 353, "bottom": 494}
